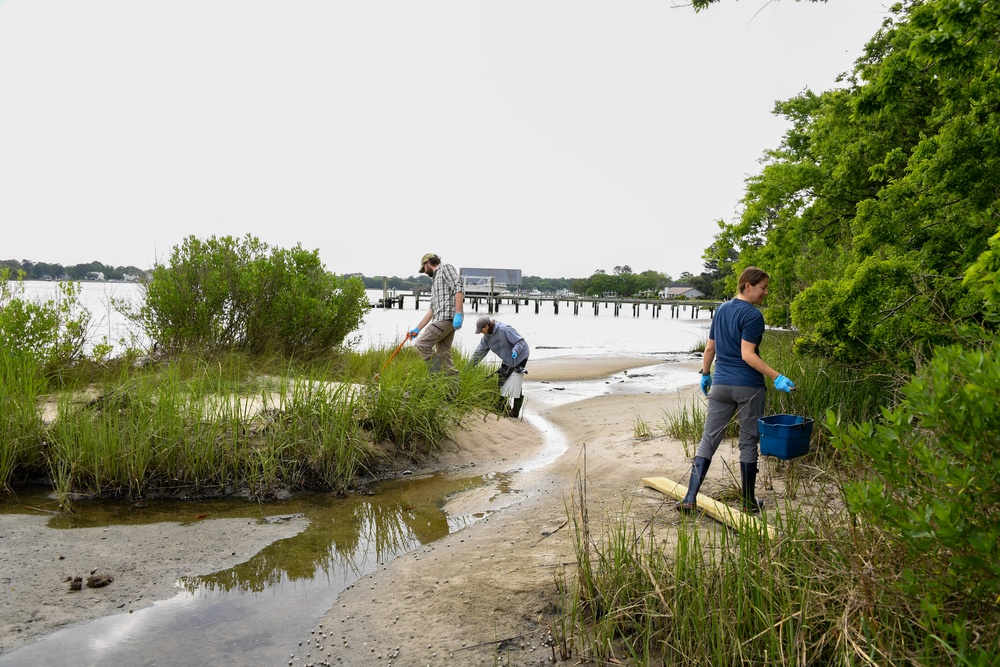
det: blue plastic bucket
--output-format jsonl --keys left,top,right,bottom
{"left": 758, "top": 414, "right": 814, "bottom": 460}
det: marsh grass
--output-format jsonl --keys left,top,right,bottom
{"left": 760, "top": 332, "right": 892, "bottom": 452}
{"left": 565, "top": 461, "right": 996, "bottom": 665}
{"left": 561, "top": 333, "right": 989, "bottom": 665}
{"left": 2, "top": 343, "right": 503, "bottom": 502}
{"left": 632, "top": 413, "right": 652, "bottom": 439}
{"left": 659, "top": 394, "right": 708, "bottom": 454}
{"left": 0, "top": 347, "right": 48, "bottom": 494}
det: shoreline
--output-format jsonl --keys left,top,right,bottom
{"left": 521, "top": 354, "right": 671, "bottom": 381}
{"left": 1, "top": 355, "right": 706, "bottom": 663}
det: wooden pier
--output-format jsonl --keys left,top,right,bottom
{"left": 371, "top": 291, "right": 717, "bottom": 319}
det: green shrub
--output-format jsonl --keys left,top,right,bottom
{"left": 829, "top": 343, "right": 1000, "bottom": 609}
{"left": 0, "top": 270, "right": 92, "bottom": 369}
{"left": 0, "top": 271, "right": 94, "bottom": 494}
{"left": 133, "top": 235, "right": 368, "bottom": 356}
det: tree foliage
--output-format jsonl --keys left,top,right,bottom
{"left": 829, "top": 342, "right": 1000, "bottom": 616}
{"left": 691, "top": 4, "right": 1000, "bottom": 659}
{"left": 571, "top": 265, "right": 672, "bottom": 297}
{"left": 709, "top": 0, "right": 1000, "bottom": 376}
{"left": 135, "top": 235, "right": 368, "bottom": 356}
{"left": 0, "top": 269, "right": 93, "bottom": 370}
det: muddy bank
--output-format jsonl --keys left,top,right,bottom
{"left": 0, "top": 513, "right": 309, "bottom": 655}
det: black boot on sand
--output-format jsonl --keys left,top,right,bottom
{"left": 509, "top": 396, "right": 524, "bottom": 418}
{"left": 675, "top": 456, "right": 711, "bottom": 513}
{"left": 740, "top": 461, "right": 764, "bottom": 513}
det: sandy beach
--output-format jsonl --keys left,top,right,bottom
{"left": 0, "top": 355, "right": 765, "bottom": 665}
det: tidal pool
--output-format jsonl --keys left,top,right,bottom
{"left": 0, "top": 471, "right": 519, "bottom": 667}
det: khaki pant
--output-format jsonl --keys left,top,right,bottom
{"left": 414, "top": 320, "right": 457, "bottom": 373}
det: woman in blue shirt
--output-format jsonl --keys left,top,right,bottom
{"left": 676, "top": 266, "right": 796, "bottom": 513}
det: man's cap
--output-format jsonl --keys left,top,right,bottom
{"left": 476, "top": 316, "right": 492, "bottom": 332}
{"left": 418, "top": 253, "right": 438, "bottom": 274}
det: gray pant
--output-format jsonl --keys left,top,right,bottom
{"left": 695, "top": 384, "right": 767, "bottom": 464}
{"left": 414, "top": 320, "right": 457, "bottom": 373}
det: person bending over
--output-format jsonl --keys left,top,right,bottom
{"left": 470, "top": 316, "right": 530, "bottom": 416}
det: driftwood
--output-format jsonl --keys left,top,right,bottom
{"left": 641, "top": 476, "right": 777, "bottom": 540}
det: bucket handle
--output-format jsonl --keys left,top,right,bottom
{"left": 776, "top": 389, "right": 811, "bottom": 425}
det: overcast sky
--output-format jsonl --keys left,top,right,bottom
{"left": 1, "top": 1, "right": 888, "bottom": 279}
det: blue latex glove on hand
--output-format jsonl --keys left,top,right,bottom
{"left": 700, "top": 373, "right": 712, "bottom": 396}
{"left": 408, "top": 327, "right": 420, "bottom": 339}
{"left": 511, "top": 350, "right": 518, "bottom": 361}
{"left": 774, "top": 374, "right": 796, "bottom": 393}
{"left": 453, "top": 313, "right": 463, "bottom": 329}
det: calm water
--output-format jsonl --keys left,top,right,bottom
{"left": 16, "top": 281, "right": 712, "bottom": 360}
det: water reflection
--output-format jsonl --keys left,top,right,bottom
{"left": 182, "top": 473, "right": 499, "bottom": 595}
{"left": 0, "top": 472, "right": 511, "bottom": 666}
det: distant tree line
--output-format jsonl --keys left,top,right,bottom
{"left": 9, "top": 258, "right": 728, "bottom": 299}
{"left": 2, "top": 259, "right": 147, "bottom": 282}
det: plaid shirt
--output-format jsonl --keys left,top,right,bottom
{"left": 430, "top": 262, "right": 463, "bottom": 321}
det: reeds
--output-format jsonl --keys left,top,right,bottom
{"left": 1, "top": 346, "right": 505, "bottom": 504}
{"left": 564, "top": 484, "right": 992, "bottom": 666}
{"left": 0, "top": 345, "right": 48, "bottom": 495}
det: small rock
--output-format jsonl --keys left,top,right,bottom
{"left": 86, "top": 573, "right": 114, "bottom": 588}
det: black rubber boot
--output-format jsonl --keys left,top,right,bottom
{"left": 509, "top": 396, "right": 524, "bottom": 418}
{"left": 740, "top": 461, "right": 764, "bottom": 513}
{"left": 675, "top": 456, "right": 711, "bottom": 513}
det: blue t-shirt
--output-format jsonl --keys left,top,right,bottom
{"left": 709, "top": 298, "right": 765, "bottom": 388}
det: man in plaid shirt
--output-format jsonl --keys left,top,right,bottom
{"left": 407, "top": 253, "right": 465, "bottom": 374}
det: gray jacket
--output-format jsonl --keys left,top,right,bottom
{"left": 470, "top": 321, "right": 529, "bottom": 368}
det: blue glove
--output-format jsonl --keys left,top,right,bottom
{"left": 511, "top": 349, "right": 518, "bottom": 361}
{"left": 408, "top": 327, "right": 420, "bottom": 339}
{"left": 774, "top": 374, "right": 796, "bottom": 393}
{"left": 700, "top": 373, "right": 712, "bottom": 396}
{"left": 453, "top": 313, "right": 463, "bottom": 329}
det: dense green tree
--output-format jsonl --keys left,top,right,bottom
{"left": 637, "top": 269, "right": 670, "bottom": 295}
{"left": 711, "top": 0, "right": 1000, "bottom": 375}
{"left": 570, "top": 266, "right": 672, "bottom": 297}
{"left": 692, "top": 236, "right": 737, "bottom": 299}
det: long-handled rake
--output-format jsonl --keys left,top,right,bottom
{"left": 372, "top": 335, "right": 411, "bottom": 382}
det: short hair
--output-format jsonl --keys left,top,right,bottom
{"left": 737, "top": 266, "right": 769, "bottom": 293}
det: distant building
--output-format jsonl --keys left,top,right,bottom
{"left": 458, "top": 267, "right": 522, "bottom": 289}
{"left": 662, "top": 285, "right": 705, "bottom": 299}
{"left": 85, "top": 271, "right": 106, "bottom": 281}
